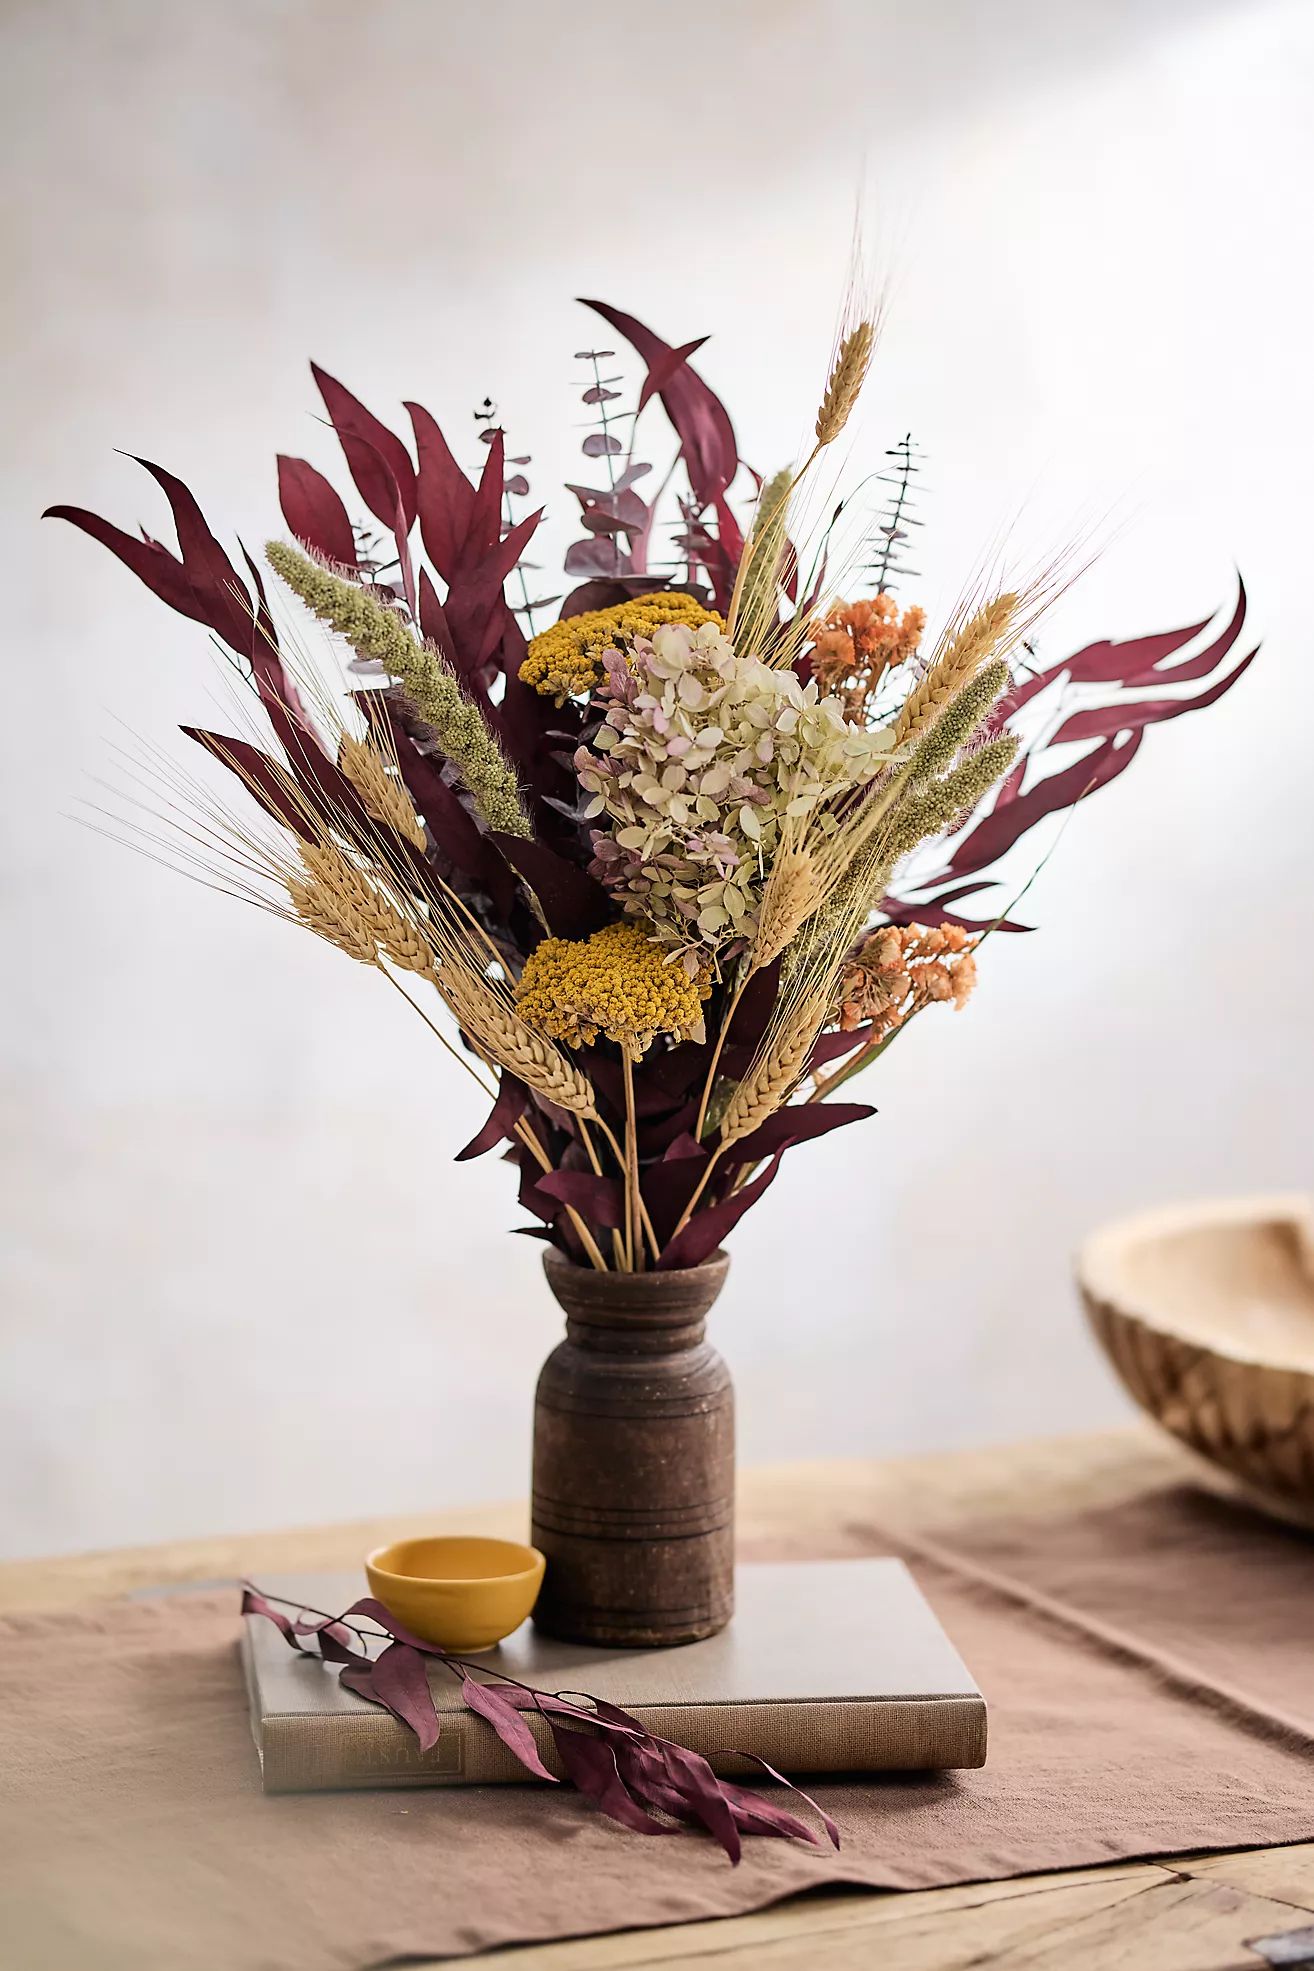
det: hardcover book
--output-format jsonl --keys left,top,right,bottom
{"left": 241, "top": 1560, "right": 986, "bottom": 1792}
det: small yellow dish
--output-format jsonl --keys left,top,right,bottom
{"left": 365, "top": 1535, "right": 545, "bottom": 1652}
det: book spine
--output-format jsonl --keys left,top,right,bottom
{"left": 257, "top": 1697, "right": 986, "bottom": 1793}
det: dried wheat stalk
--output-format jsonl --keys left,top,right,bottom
{"left": 437, "top": 962, "right": 596, "bottom": 1118}
{"left": 751, "top": 844, "right": 825, "bottom": 971}
{"left": 339, "top": 733, "right": 426, "bottom": 850}
{"left": 292, "top": 838, "right": 439, "bottom": 982}
{"left": 892, "top": 594, "right": 1017, "bottom": 748}
{"left": 717, "top": 987, "right": 831, "bottom": 1148}
{"left": 815, "top": 320, "right": 876, "bottom": 449}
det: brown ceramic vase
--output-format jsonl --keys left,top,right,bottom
{"left": 531, "top": 1248, "right": 734, "bottom": 1648}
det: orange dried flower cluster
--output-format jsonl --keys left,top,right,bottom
{"left": 808, "top": 593, "right": 926, "bottom": 723}
{"left": 838, "top": 922, "right": 978, "bottom": 1037}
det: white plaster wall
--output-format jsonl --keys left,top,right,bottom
{"left": 2, "top": 0, "right": 1310, "bottom": 1556}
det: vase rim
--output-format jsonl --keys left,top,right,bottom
{"left": 543, "top": 1247, "right": 729, "bottom": 1285}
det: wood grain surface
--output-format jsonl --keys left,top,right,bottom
{"left": 5, "top": 1428, "right": 1311, "bottom": 1970}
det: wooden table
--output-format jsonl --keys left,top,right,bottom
{"left": 5, "top": 1428, "right": 1312, "bottom": 1970}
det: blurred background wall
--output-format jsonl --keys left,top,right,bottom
{"left": 2, "top": 0, "right": 1310, "bottom": 1557}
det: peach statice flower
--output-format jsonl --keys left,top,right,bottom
{"left": 809, "top": 593, "right": 925, "bottom": 724}
{"left": 838, "top": 921, "right": 978, "bottom": 1038}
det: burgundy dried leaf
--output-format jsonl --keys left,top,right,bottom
{"left": 939, "top": 730, "right": 1143, "bottom": 884}
{"left": 333, "top": 1595, "right": 445, "bottom": 1654}
{"left": 237, "top": 540, "right": 320, "bottom": 744}
{"left": 878, "top": 595, "right": 1260, "bottom": 926}
{"left": 240, "top": 1586, "right": 310, "bottom": 1650}
{"left": 634, "top": 334, "right": 711, "bottom": 414}
{"left": 240, "top": 1588, "right": 363, "bottom": 1661}
{"left": 719, "top": 1101, "right": 875, "bottom": 1169}
{"left": 639, "top": 1101, "right": 702, "bottom": 1159}
{"left": 276, "top": 456, "right": 357, "bottom": 568}
{"left": 580, "top": 302, "right": 737, "bottom": 510}
{"left": 182, "top": 728, "right": 317, "bottom": 842}
{"left": 713, "top": 491, "right": 745, "bottom": 572}
{"left": 417, "top": 568, "right": 457, "bottom": 661}
{"left": 536, "top": 1169, "right": 626, "bottom": 1230}
{"left": 504, "top": 473, "right": 531, "bottom": 497}
{"left": 725, "top": 1752, "right": 840, "bottom": 1850}
{"left": 1050, "top": 643, "right": 1257, "bottom": 744}
{"left": 127, "top": 456, "right": 256, "bottom": 657}
{"left": 461, "top": 1676, "right": 558, "bottom": 1782}
{"left": 311, "top": 364, "right": 417, "bottom": 532}
{"left": 565, "top": 537, "right": 630, "bottom": 578}
{"left": 456, "top": 1076, "right": 530, "bottom": 1161}
{"left": 42, "top": 505, "right": 207, "bottom": 624}
{"left": 648, "top": 1739, "right": 742, "bottom": 1863}
{"left": 658, "top": 1155, "right": 784, "bottom": 1270}
{"left": 877, "top": 884, "right": 1032, "bottom": 936}
{"left": 407, "top": 400, "right": 477, "bottom": 581}
{"left": 340, "top": 1640, "right": 440, "bottom": 1753}
{"left": 582, "top": 432, "right": 623, "bottom": 457}
{"left": 492, "top": 835, "right": 612, "bottom": 937}
{"left": 715, "top": 1779, "right": 823, "bottom": 1846}
{"left": 549, "top": 1727, "right": 674, "bottom": 1837}
{"left": 315, "top": 1627, "right": 366, "bottom": 1666}
{"left": 461, "top": 427, "right": 506, "bottom": 571}
{"left": 243, "top": 1589, "right": 843, "bottom": 1856}
{"left": 612, "top": 1738, "right": 701, "bottom": 1824}
{"left": 641, "top": 1135, "right": 711, "bottom": 1246}
{"left": 808, "top": 1024, "right": 874, "bottom": 1070}
{"left": 725, "top": 959, "right": 781, "bottom": 1054}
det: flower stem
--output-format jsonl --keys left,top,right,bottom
{"left": 516, "top": 1118, "right": 608, "bottom": 1272}
{"left": 661, "top": 1142, "right": 725, "bottom": 1257}
{"left": 621, "top": 1048, "right": 643, "bottom": 1273}
{"left": 694, "top": 967, "right": 749, "bottom": 1143}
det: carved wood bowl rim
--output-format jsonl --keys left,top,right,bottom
{"left": 1076, "top": 1192, "right": 1314, "bottom": 1522}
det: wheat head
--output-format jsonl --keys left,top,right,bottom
{"left": 439, "top": 965, "right": 596, "bottom": 1117}
{"left": 752, "top": 845, "right": 825, "bottom": 971}
{"left": 815, "top": 320, "right": 876, "bottom": 449}
{"left": 339, "top": 733, "right": 426, "bottom": 850}
{"left": 294, "top": 838, "right": 439, "bottom": 982}
{"left": 718, "top": 990, "right": 829, "bottom": 1148}
{"left": 892, "top": 594, "right": 1017, "bottom": 748}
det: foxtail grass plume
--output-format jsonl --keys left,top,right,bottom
{"left": 731, "top": 467, "right": 793, "bottom": 655}
{"left": 265, "top": 541, "right": 532, "bottom": 838}
{"left": 892, "top": 594, "right": 1017, "bottom": 749}
{"left": 907, "top": 657, "right": 1010, "bottom": 788}
{"left": 882, "top": 734, "right": 1021, "bottom": 864}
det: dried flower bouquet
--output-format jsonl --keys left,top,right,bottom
{"left": 48, "top": 299, "right": 1255, "bottom": 1275}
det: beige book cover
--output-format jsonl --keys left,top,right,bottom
{"left": 242, "top": 1559, "right": 986, "bottom": 1792}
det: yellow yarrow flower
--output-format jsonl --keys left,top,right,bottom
{"left": 520, "top": 591, "right": 724, "bottom": 701}
{"left": 514, "top": 921, "right": 712, "bottom": 1055}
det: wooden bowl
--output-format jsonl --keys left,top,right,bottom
{"left": 1078, "top": 1195, "right": 1314, "bottom": 1523}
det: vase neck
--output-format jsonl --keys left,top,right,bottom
{"left": 543, "top": 1250, "right": 729, "bottom": 1355}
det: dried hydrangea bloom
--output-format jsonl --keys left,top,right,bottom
{"left": 519, "top": 592, "right": 723, "bottom": 702}
{"left": 576, "top": 621, "right": 894, "bottom": 958}
{"left": 514, "top": 920, "right": 712, "bottom": 1054}
{"left": 838, "top": 921, "right": 978, "bottom": 1036}
{"left": 809, "top": 593, "right": 926, "bottom": 724}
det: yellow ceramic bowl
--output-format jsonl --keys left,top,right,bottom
{"left": 365, "top": 1535, "right": 545, "bottom": 1651}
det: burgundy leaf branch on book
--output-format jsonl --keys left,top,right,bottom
{"left": 241, "top": 1586, "right": 839, "bottom": 1861}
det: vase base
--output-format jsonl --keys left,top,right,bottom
{"left": 531, "top": 1605, "right": 732, "bottom": 1650}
